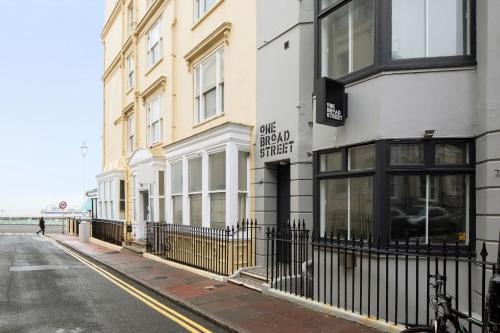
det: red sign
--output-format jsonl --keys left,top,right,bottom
{"left": 59, "top": 201, "right": 67, "bottom": 210}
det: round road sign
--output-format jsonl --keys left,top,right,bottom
{"left": 59, "top": 201, "right": 67, "bottom": 210}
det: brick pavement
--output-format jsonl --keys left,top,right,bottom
{"left": 49, "top": 234, "right": 379, "bottom": 333}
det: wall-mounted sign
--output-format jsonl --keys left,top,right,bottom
{"left": 316, "top": 77, "right": 348, "bottom": 127}
{"left": 259, "top": 122, "right": 294, "bottom": 158}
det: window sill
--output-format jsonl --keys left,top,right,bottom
{"left": 149, "top": 141, "right": 163, "bottom": 149}
{"left": 145, "top": 58, "right": 163, "bottom": 77}
{"left": 192, "top": 112, "right": 225, "bottom": 129}
{"left": 191, "top": 0, "right": 225, "bottom": 31}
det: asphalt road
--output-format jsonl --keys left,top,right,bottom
{"left": 0, "top": 229, "right": 227, "bottom": 333}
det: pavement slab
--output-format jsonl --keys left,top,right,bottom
{"left": 49, "top": 234, "right": 380, "bottom": 333}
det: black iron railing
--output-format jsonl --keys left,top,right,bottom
{"left": 92, "top": 219, "right": 124, "bottom": 246}
{"left": 146, "top": 220, "right": 257, "bottom": 276}
{"left": 266, "top": 227, "right": 497, "bottom": 330}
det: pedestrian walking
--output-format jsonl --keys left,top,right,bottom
{"left": 36, "top": 217, "right": 46, "bottom": 235}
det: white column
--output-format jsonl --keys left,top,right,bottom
{"left": 182, "top": 155, "right": 189, "bottom": 226}
{"left": 201, "top": 151, "right": 209, "bottom": 227}
{"left": 226, "top": 142, "right": 238, "bottom": 227}
{"left": 166, "top": 162, "right": 172, "bottom": 224}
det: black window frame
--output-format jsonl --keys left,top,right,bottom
{"left": 313, "top": 138, "right": 476, "bottom": 253}
{"left": 315, "top": 0, "right": 477, "bottom": 85}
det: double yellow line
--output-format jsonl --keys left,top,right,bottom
{"left": 45, "top": 237, "right": 212, "bottom": 333}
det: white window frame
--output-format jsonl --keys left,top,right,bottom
{"left": 147, "top": 93, "right": 162, "bottom": 145}
{"left": 146, "top": 20, "right": 162, "bottom": 68}
{"left": 193, "top": 48, "right": 224, "bottom": 124}
{"left": 237, "top": 151, "right": 249, "bottom": 223}
{"left": 170, "top": 161, "right": 183, "bottom": 224}
{"left": 126, "top": 53, "right": 134, "bottom": 89}
{"left": 194, "top": 0, "right": 217, "bottom": 20}
{"left": 188, "top": 156, "right": 203, "bottom": 227}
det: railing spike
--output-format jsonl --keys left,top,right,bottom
{"left": 480, "top": 242, "right": 488, "bottom": 260}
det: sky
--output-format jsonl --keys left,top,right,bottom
{"left": 0, "top": 0, "right": 103, "bottom": 215}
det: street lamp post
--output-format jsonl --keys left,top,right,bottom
{"left": 81, "top": 141, "right": 88, "bottom": 200}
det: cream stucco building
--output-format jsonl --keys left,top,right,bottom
{"left": 98, "top": 0, "right": 256, "bottom": 241}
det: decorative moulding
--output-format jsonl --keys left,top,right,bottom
{"left": 122, "top": 102, "right": 134, "bottom": 116}
{"left": 140, "top": 76, "right": 167, "bottom": 102}
{"left": 136, "top": 0, "right": 165, "bottom": 36}
{"left": 101, "top": 0, "right": 122, "bottom": 39}
{"left": 184, "top": 22, "right": 232, "bottom": 72}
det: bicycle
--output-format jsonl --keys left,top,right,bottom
{"left": 402, "top": 273, "right": 480, "bottom": 333}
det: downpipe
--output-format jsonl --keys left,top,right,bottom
{"left": 485, "top": 231, "right": 500, "bottom": 333}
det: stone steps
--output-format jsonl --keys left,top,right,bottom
{"left": 228, "top": 266, "right": 269, "bottom": 292}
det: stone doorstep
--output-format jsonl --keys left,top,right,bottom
{"left": 227, "top": 275, "right": 267, "bottom": 292}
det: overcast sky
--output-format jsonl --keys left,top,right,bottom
{"left": 0, "top": 0, "right": 103, "bottom": 215}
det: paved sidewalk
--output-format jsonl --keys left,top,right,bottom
{"left": 49, "top": 234, "right": 378, "bottom": 333}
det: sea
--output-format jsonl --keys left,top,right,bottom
{"left": 0, "top": 218, "right": 63, "bottom": 225}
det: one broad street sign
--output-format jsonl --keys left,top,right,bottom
{"left": 316, "top": 77, "right": 348, "bottom": 127}
{"left": 59, "top": 201, "right": 67, "bottom": 210}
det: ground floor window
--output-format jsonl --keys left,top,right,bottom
{"left": 209, "top": 151, "right": 226, "bottom": 229}
{"left": 316, "top": 139, "right": 474, "bottom": 246}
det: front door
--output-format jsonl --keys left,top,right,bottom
{"left": 137, "top": 190, "right": 149, "bottom": 239}
{"left": 276, "top": 163, "right": 291, "bottom": 264}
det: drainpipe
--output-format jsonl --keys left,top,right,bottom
{"left": 485, "top": 231, "right": 500, "bottom": 332}
{"left": 170, "top": 0, "right": 177, "bottom": 142}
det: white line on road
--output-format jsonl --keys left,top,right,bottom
{"left": 9, "top": 264, "right": 87, "bottom": 272}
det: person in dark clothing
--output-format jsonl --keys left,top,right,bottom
{"left": 36, "top": 217, "right": 46, "bottom": 235}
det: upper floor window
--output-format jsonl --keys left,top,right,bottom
{"left": 127, "top": 115, "right": 134, "bottom": 154}
{"left": 391, "top": 0, "right": 471, "bottom": 60}
{"left": 194, "top": 48, "right": 224, "bottom": 124}
{"left": 318, "top": 0, "right": 475, "bottom": 82}
{"left": 146, "top": 20, "right": 162, "bottom": 67}
{"left": 194, "top": 0, "right": 216, "bottom": 20}
{"left": 320, "top": 0, "right": 375, "bottom": 79}
{"left": 127, "top": 2, "right": 134, "bottom": 36}
{"left": 147, "top": 94, "right": 162, "bottom": 145}
{"left": 126, "top": 54, "right": 134, "bottom": 89}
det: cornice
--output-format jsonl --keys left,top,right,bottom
{"left": 136, "top": 0, "right": 166, "bottom": 36}
{"left": 122, "top": 102, "right": 134, "bottom": 116}
{"left": 102, "top": 53, "right": 122, "bottom": 82}
{"left": 140, "top": 76, "right": 167, "bottom": 101}
{"left": 101, "top": 0, "right": 123, "bottom": 40}
{"left": 184, "top": 22, "right": 231, "bottom": 72}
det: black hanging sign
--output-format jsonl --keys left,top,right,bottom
{"left": 316, "top": 77, "right": 348, "bottom": 127}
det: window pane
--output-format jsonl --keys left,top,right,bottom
{"left": 210, "top": 193, "right": 225, "bottom": 229}
{"left": 238, "top": 193, "right": 247, "bottom": 223}
{"left": 204, "top": 88, "right": 217, "bottom": 118}
{"left": 219, "top": 50, "right": 224, "bottom": 81}
{"left": 392, "top": 0, "right": 470, "bottom": 59}
{"left": 238, "top": 151, "right": 247, "bottom": 191}
{"left": 202, "top": 55, "right": 216, "bottom": 91}
{"left": 390, "top": 175, "right": 426, "bottom": 242}
{"left": 190, "top": 194, "right": 202, "bottom": 227}
{"left": 320, "top": 151, "right": 342, "bottom": 172}
{"left": 428, "top": 175, "right": 467, "bottom": 244}
{"left": 188, "top": 157, "right": 202, "bottom": 192}
{"left": 172, "top": 196, "right": 182, "bottom": 224}
{"left": 391, "top": 144, "right": 424, "bottom": 165}
{"left": 349, "top": 144, "right": 375, "bottom": 170}
{"left": 158, "top": 171, "right": 165, "bottom": 196}
{"left": 350, "top": 176, "right": 373, "bottom": 240}
{"left": 321, "top": 0, "right": 374, "bottom": 79}
{"left": 171, "top": 162, "right": 182, "bottom": 194}
{"left": 209, "top": 151, "right": 226, "bottom": 191}
{"left": 159, "top": 198, "right": 165, "bottom": 221}
{"left": 320, "top": 178, "right": 348, "bottom": 239}
{"left": 435, "top": 143, "right": 468, "bottom": 165}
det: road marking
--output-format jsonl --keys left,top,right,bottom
{"left": 44, "top": 237, "right": 212, "bottom": 333}
{"left": 9, "top": 264, "right": 87, "bottom": 272}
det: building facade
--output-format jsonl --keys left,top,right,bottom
{"left": 99, "top": 0, "right": 256, "bottom": 240}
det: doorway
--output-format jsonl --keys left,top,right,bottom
{"left": 276, "top": 163, "right": 291, "bottom": 264}
{"left": 138, "top": 190, "right": 149, "bottom": 239}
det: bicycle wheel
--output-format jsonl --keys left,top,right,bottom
{"left": 401, "top": 326, "right": 435, "bottom": 333}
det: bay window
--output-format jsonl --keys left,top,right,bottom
{"left": 209, "top": 151, "right": 226, "bottom": 229}
{"left": 194, "top": 48, "right": 224, "bottom": 123}
{"left": 146, "top": 20, "right": 162, "bottom": 67}
{"left": 188, "top": 157, "right": 203, "bottom": 227}
{"left": 171, "top": 161, "right": 183, "bottom": 224}
{"left": 158, "top": 171, "right": 165, "bottom": 221}
{"left": 316, "top": 140, "right": 474, "bottom": 246}
{"left": 317, "top": 0, "right": 475, "bottom": 82}
{"left": 238, "top": 151, "right": 248, "bottom": 223}
{"left": 147, "top": 94, "right": 162, "bottom": 145}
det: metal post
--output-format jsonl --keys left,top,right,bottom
{"left": 485, "top": 231, "right": 500, "bottom": 333}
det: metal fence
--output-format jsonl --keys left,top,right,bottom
{"left": 91, "top": 219, "right": 124, "bottom": 246}
{"left": 266, "top": 226, "right": 496, "bottom": 330}
{"left": 146, "top": 220, "right": 257, "bottom": 276}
